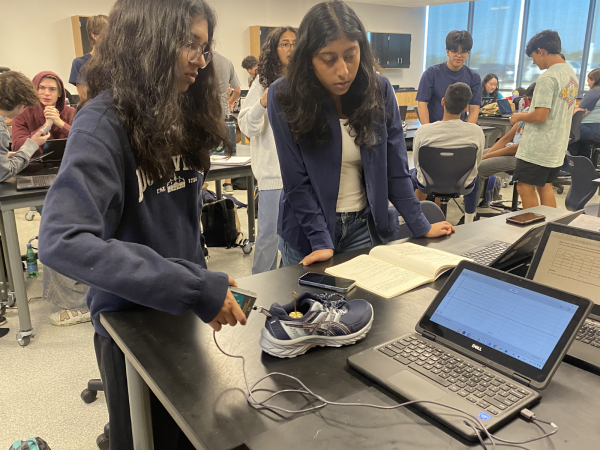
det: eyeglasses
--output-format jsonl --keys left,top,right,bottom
{"left": 449, "top": 50, "right": 469, "bottom": 57}
{"left": 187, "top": 42, "right": 212, "bottom": 68}
{"left": 278, "top": 42, "right": 295, "bottom": 52}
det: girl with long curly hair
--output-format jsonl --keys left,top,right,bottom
{"left": 38, "top": 0, "right": 246, "bottom": 446}
{"left": 239, "top": 26, "right": 296, "bottom": 274}
{"left": 268, "top": 0, "right": 454, "bottom": 267}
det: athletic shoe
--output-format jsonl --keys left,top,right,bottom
{"left": 223, "top": 183, "right": 234, "bottom": 193}
{"left": 259, "top": 292, "right": 374, "bottom": 358}
{"left": 0, "top": 315, "right": 6, "bottom": 326}
{"left": 50, "top": 309, "right": 91, "bottom": 326}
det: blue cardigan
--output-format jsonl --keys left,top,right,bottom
{"left": 268, "top": 75, "right": 431, "bottom": 256}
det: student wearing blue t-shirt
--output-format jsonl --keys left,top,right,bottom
{"left": 417, "top": 30, "right": 481, "bottom": 124}
{"left": 482, "top": 73, "right": 504, "bottom": 100}
{"left": 68, "top": 15, "right": 108, "bottom": 101}
{"left": 569, "top": 68, "right": 600, "bottom": 157}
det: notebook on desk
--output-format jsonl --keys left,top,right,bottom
{"left": 348, "top": 261, "right": 592, "bottom": 441}
{"left": 527, "top": 223, "right": 600, "bottom": 373}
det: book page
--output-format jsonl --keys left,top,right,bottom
{"left": 532, "top": 231, "right": 600, "bottom": 305}
{"left": 325, "top": 255, "right": 431, "bottom": 298}
{"left": 369, "top": 243, "right": 469, "bottom": 279}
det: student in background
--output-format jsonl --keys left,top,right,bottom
{"left": 241, "top": 55, "right": 258, "bottom": 86}
{"left": 269, "top": 0, "right": 454, "bottom": 267}
{"left": 511, "top": 30, "right": 578, "bottom": 209}
{"left": 482, "top": 73, "right": 503, "bottom": 100}
{"left": 417, "top": 30, "right": 481, "bottom": 124}
{"left": 239, "top": 27, "right": 296, "bottom": 274}
{"left": 411, "top": 83, "right": 484, "bottom": 224}
{"left": 0, "top": 72, "right": 49, "bottom": 181}
{"left": 569, "top": 68, "right": 600, "bottom": 157}
{"left": 213, "top": 51, "right": 241, "bottom": 193}
{"left": 69, "top": 14, "right": 109, "bottom": 100}
{"left": 38, "top": 0, "right": 246, "bottom": 446}
{"left": 478, "top": 83, "right": 536, "bottom": 198}
{"left": 11, "top": 72, "right": 75, "bottom": 155}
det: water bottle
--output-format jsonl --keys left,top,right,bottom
{"left": 225, "top": 115, "right": 237, "bottom": 153}
{"left": 518, "top": 98, "right": 525, "bottom": 112}
{"left": 26, "top": 244, "right": 38, "bottom": 278}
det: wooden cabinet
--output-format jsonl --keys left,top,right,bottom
{"left": 249, "top": 26, "right": 277, "bottom": 58}
{"left": 395, "top": 91, "right": 417, "bottom": 106}
{"left": 71, "top": 16, "right": 92, "bottom": 57}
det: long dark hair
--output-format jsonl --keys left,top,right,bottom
{"left": 82, "top": 0, "right": 230, "bottom": 182}
{"left": 257, "top": 27, "right": 297, "bottom": 89}
{"left": 276, "top": 0, "right": 384, "bottom": 146}
{"left": 481, "top": 73, "right": 500, "bottom": 100}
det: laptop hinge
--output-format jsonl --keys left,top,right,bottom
{"left": 421, "top": 331, "right": 436, "bottom": 341}
{"left": 511, "top": 373, "right": 532, "bottom": 387}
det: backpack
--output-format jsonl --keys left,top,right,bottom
{"left": 201, "top": 198, "right": 243, "bottom": 248}
{"left": 484, "top": 175, "right": 502, "bottom": 205}
{"left": 10, "top": 438, "right": 52, "bottom": 450}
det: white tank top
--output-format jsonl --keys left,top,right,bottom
{"left": 336, "top": 119, "right": 368, "bottom": 213}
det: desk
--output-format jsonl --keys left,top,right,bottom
{"left": 101, "top": 206, "right": 600, "bottom": 450}
{"left": 207, "top": 145, "right": 256, "bottom": 250}
{"left": 477, "top": 116, "right": 513, "bottom": 139}
{"left": 0, "top": 148, "right": 255, "bottom": 346}
{"left": 405, "top": 120, "right": 500, "bottom": 150}
{"left": 594, "top": 178, "right": 600, "bottom": 217}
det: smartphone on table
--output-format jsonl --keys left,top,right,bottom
{"left": 298, "top": 272, "right": 356, "bottom": 293}
{"left": 506, "top": 212, "right": 546, "bottom": 226}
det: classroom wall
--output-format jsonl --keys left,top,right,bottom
{"left": 1, "top": 0, "right": 425, "bottom": 95}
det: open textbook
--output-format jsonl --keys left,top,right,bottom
{"left": 325, "top": 243, "right": 470, "bottom": 298}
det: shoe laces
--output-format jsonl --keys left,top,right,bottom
{"left": 312, "top": 293, "right": 347, "bottom": 312}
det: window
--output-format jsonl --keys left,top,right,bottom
{"left": 586, "top": 3, "right": 600, "bottom": 85}
{"left": 520, "top": 0, "right": 589, "bottom": 88}
{"left": 425, "top": 2, "right": 470, "bottom": 69}
{"left": 471, "top": 0, "right": 523, "bottom": 91}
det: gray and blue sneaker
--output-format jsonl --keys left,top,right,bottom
{"left": 258, "top": 292, "right": 374, "bottom": 358}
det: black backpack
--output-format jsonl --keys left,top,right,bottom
{"left": 201, "top": 198, "right": 242, "bottom": 248}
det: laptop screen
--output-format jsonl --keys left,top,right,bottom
{"left": 418, "top": 262, "right": 591, "bottom": 387}
{"left": 528, "top": 224, "right": 600, "bottom": 307}
{"left": 430, "top": 269, "right": 577, "bottom": 369}
{"left": 497, "top": 98, "right": 512, "bottom": 115}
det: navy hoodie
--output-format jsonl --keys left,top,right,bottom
{"left": 38, "top": 92, "right": 229, "bottom": 338}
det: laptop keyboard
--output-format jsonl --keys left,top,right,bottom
{"left": 575, "top": 320, "right": 600, "bottom": 347}
{"left": 462, "top": 241, "right": 512, "bottom": 266}
{"left": 31, "top": 175, "right": 56, "bottom": 187}
{"left": 378, "top": 335, "right": 532, "bottom": 417}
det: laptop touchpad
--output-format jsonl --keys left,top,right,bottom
{"left": 386, "top": 370, "right": 446, "bottom": 401}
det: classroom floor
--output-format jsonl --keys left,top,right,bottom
{"left": 0, "top": 175, "right": 593, "bottom": 449}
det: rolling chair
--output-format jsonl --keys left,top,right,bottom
{"left": 554, "top": 110, "right": 585, "bottom": 194}
{"left": 416, "top": 145, "right": 478, "bottom": 218}
{"left": 82, "top": 380, "right": 109, "bottom": 449}
{"left": 564, "top": 152, "right": 600, "bottom": 215}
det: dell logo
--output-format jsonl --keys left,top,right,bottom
{"left": 472, "top": 344, "right": 482, "bottom": 352}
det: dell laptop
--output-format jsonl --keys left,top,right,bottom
{"left": 527, "top": 223, "right": 600, "bottom": 373}
{"left": 348, "top": 261, "right": 592, "bottom": 441}
{"left": 457, "top": 210, "right": 583, "bottom": 269}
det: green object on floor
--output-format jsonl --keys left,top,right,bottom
{"left": 26, "top": 244, "right": 38, "bottom": 278}
{"left": 9, "top": 437, "right": 52, "bottom": 450}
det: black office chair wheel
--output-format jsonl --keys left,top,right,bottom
{"left": 557, "top": 186, "right": 564, "bottom": 195}
{"left": 242, "top": 239, "right": 253, "bottom": 254}
{"left": 96, "top": 433, "right": 109, "bottom": 450}
{"left": 81, "top": 388, "right": 98, "bottom": 404}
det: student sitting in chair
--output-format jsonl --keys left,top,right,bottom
{"left": 410, "top": 82, "right": 484, "bottom": 223}
{"left": 11, "top": 71, "right": 75, "bottom": 156}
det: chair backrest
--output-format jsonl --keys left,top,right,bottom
{"left": 418, "top": 145, "right": 478, "bottom": 195}
{"left": 390, "top": 201, "right": 447, "bottom": 241}
{"left": 565, "top": 152, "right": 599, "bottom": 211}
{"left": 570, "top": 110, "right": 585, "bottom": 144}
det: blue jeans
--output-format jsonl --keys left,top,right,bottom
{"left": 279, "top": 208, "right": 372, "bottom": 267}
{"left": 410, "top": 168, "right": 480, "bottom": 214}
{"left": 252, "top": 189, "right": 281, "bottom": 274}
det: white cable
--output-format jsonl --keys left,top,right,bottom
{"left": 212, "top": 330, "right": 558, "bottom": 449}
